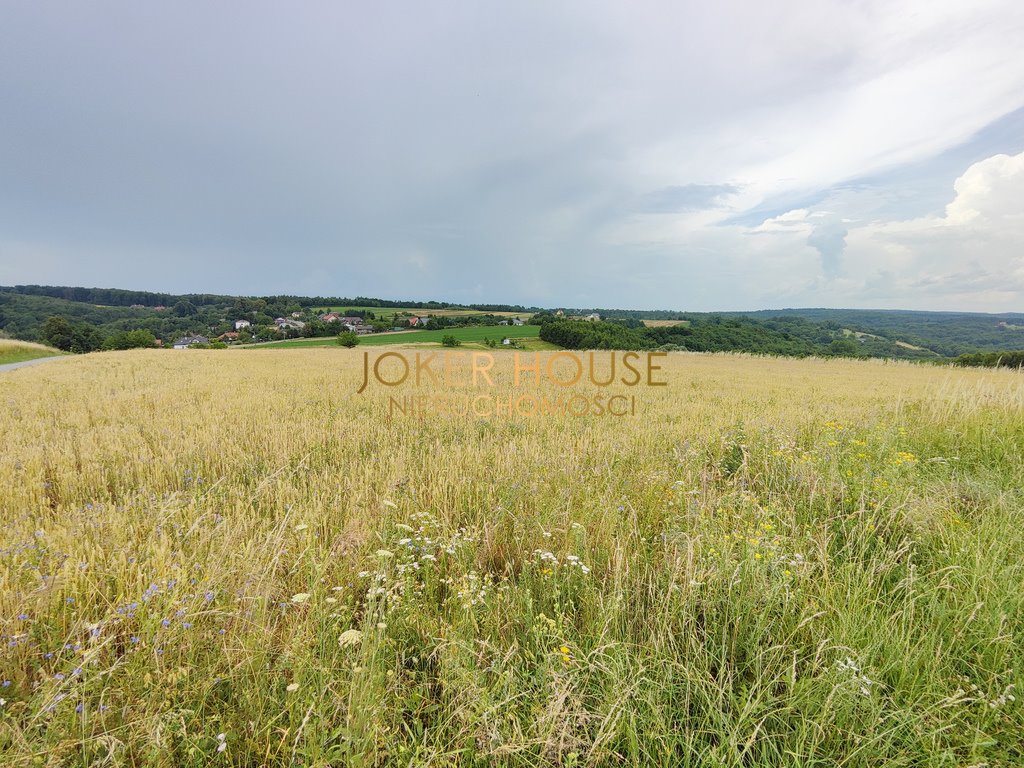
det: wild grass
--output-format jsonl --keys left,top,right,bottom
{"left": 0, "top": 340, "right": 64, "bottom": 366}
{"left": 0, "top": 350, "right": 1021, "bottom": 766}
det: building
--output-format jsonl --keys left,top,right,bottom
{"left": 172, "top": 335, "right": 209, "bottom": 349}
{"left": 319, "top": 312, "right": 342, "bottom": 323}
{"left": 275, "top": 318, "right": 305, "bottom": 330}
{"left": 584, "top": 313, "right": 601, "bottom": 322}
{"left": 218, "top": 331, "right": 240, "bottom": 342}
{"left": 234, "top": 319, "right": 251, "bottom": 330}
{"left": 511, "top": 317, "right": 525, "bottom": 326}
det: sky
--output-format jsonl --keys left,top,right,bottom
{"left": 1, "top": 1, "right": 1023, "bottom": 312}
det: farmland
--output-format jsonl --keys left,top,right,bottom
{"left": 314, "top": 306, "right": 533, "bottom": 320}
{"left": 1, "top": 350, "right": 1022, "bottom": 766}
{"left": 252, "top": 324, "right": 541, "bottom": 349}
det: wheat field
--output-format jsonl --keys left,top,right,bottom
{"left": 1, "top": 349, "right": 1022, "bottom": 766}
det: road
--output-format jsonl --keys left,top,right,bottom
{"left": 0, "top": 356, "right": 66, "bottom": 374}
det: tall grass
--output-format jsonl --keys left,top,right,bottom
{"left": 0, "top": 350, "right": 1021, "bottom": 766}
{"left": 0, "top": 340, "right": 64, "bottom": 366}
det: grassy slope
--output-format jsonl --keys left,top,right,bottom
{"left": 250, "top": 324, "right": 541, "bottom": 348}
{"left": 0, "top": 351, "right": 1022, "bottom": 766}
{"left": 314, "top": 305, "right": 533, "bottom": 319}
{"left": 0, "top": 339, "right": 64, "bottom": 365}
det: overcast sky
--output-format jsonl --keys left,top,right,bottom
{"left": 1, "top": 1, "right": 1023, "bottom": 311}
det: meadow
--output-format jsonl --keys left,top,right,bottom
{"left": 313, "top": 307, "right": 532, "bottom": 320}
{"left": 0, "top": 349, "right": 1022, "bottom": 766}
{"left": 254, "top": 324, "right": 541, "bottom": 349}
{"left": 0, "top": 339, "right": 63, "bottom": 366}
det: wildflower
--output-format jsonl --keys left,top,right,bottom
{"left": 291, "top": 593, "right": 311, "bottom": 604}
{"left": 339, "top": 629, "right": 363, "bottom": 647}
{"left": 217, "top": 733, "right": 227, "bottom": 752}
{"left": 294, "top": 524, "right": 308, "bottom": 532}
{"left": 286, "top": 683, "right": 299, "bottom": 692}
{"left": 375, "top": 549, "right": 393, "bottom": 558}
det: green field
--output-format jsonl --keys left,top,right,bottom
{"left": 251, "top": 324, "right": 540, "bottom": 349}
{"left": 314, "top": 306, "right": 532, "bottom": 319}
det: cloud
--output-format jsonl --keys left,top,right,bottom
{"left": 0, "top": 2, "right": 1022, "bottom": 311}
{"left": 840, "top": 151, "right": 1024, "bottom": 306}
{"left": 637, "top": 184, "right": 740, "bottom": 213}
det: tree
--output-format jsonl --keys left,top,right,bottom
{"left": 40, "top": 316, "right": 76, "bottom": 351}
{"left": 39, "top": 315, "right": 104, "bottom": 353}
{"left": 441, "top": 335, "right": 461, "bottom": 347}
{"left": 336, "top": 331, "right": 359, "bottom": 348}
{"left": 102, "top": 329, "right": 156, "bottom": 350}
{"left": 173, "top": 300, "right": 198, "bottom": 316}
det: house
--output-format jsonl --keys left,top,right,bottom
{"left": 234, "top": 319, "right": 251, "bottom": 330}
{"left": 319, "top": 312, "right": 342, "bottom": 323}
{"left": 511, "top": 317, "right": 525, "bottom": 326}
{"left": 498, "top": 320, "right": 509, "bottom": 326}
{"left": 274, "top": 318, "right": 305, "bottom": 330}
{"left": 584, "top": 313, "right": 601, "bottom": 322}
{"left": 172, "top": 335, "right": 209, "bottom": 349}
{"left": 408, "top": 317, "right": 421, "bottom": 327}
{"left": 154, "top": 305, "right": 167, "bottom": 311}
{"left": 291, "top": 312, "right": 303, "bottom": 319}
{"left": 340, "top": 316, "right": 363, "bottom": 326}
{"left": 218, "top": 331, "right": 240, "bottom": 341}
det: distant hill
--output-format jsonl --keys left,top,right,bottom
{"left": 551, "top": 306, "right": 1024, "bottom": 357}
{"left": 2, "top": 285, "right": 1022, "bottom": 361}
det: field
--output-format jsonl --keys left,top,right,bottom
{"left": 641, "top": 320, "right": 690, "bottom": 328}
{"left": 1, "top": 350, "right": 1022, "bottom": 766}
{"left": 252, "top": 324, "right": 541, "bottom": 349}
{"left": 314, "top": 306, "right": 533, "bottom": 320}
{"left": 0, "top": 339, "right": 64, "bottom": 365}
